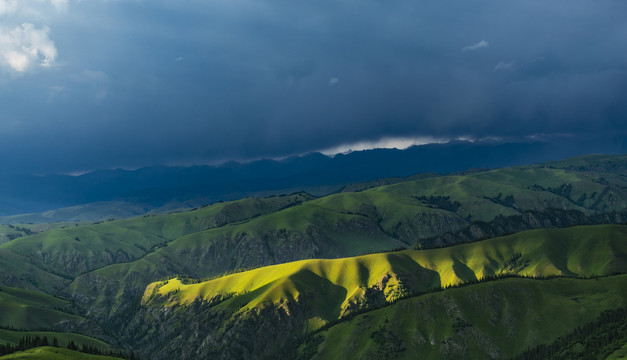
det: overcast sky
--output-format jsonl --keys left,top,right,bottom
{"left": 0, "top": 0, "right": 626, "bottom": 174}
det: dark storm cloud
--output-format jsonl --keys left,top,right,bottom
{"left": 0, "top": 0, "right": 625, "bottom": 173}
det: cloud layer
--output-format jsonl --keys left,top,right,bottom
{"left": 0, "top": 0, "right": 625, "bottom": 174}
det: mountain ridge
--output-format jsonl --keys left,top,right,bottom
{"left": 1, "top": 141, "right": 618, "bottom": 219}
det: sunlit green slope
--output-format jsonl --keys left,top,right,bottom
{"left": 304, "top": 275, "right": 627, "bottom": 360}
{"left": 144, "top": 224, "right": 627, "bottom": 327}
{"left": 132, "top": 224, "right": 627, "bottom": 359}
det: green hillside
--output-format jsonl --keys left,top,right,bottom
{"left": 0, "top": 201, "right": 154, "bottom": 225}
{"left": 0, "top": 332, "right": 111, "bottom": 353}
{"left": 0, "top": 347, "right": 121, "bottom": 360}
{"left": 303, "top": 275, "right": 627, "bottom": 360}
{"left": 0, "top": 224, "right": 86, "bottom": 245}
{"left": 144, "top": 224, "right": 627, "bottom": 324}
{"left": 540, "top": 154, "right": 627, "bottom": 174}
{"left": 0, "top": 287, "right": 84, "bottom": 330}
{"left": 0, "top": 227, "right": 26, "bottom": 245}
{"left": 606, "top": 343, "right": 627, "bottom": 360}
{"left": 0, "top": 287, "right": 112, "bottom": 357}
{"left": 0, "top": 155, "right": 624, "bottom": 359}
{"left": 0, "top": 157, "right": 620, "bottom": 330}
{"left": 3, "top": 159, "right": 625, "bottom": 292}
{"left": 131, "top": 225, "right": 627, "bottom": 359}
{"left": 0, "top": 194, "right": 311, "bottom": 292}
{"left": 69, "top": 163, "right": 627, "bottom": 294}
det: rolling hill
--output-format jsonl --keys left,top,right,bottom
{"left": 0, "top": 347, "right": 122, "bottom": 360}
{"left": 0, "top": 286, "right": 83, "bottom": 330}
{"left": 59, "top": 160, "right": 627, "bottom": 328}
{"left": 301, "top": 275, "right": 627, "bottom": 360}
{"left": 0, "top": 286, "right": 113, "bottom": 356}
{"left": 132, "top": 224, "right": 627, "bottom": 359}
{"left": 144, "top": 224, "right": 627, "bottom": 315}
{"left": 0, "top": 194, "right": 311, "bottom": 293}
{"left": 0, "top": 154, "right": 625, "bottom": 359}
{"left": 0, "top": 156, "right": 623, "bottom": 330}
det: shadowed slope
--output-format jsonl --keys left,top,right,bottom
{"left": 0, "top": 194, "right": 311, "bottom": 293}
{"left": 0, "top": 287, "right": 84, "bottom": 330}
{"left": 306, "top": 275, "right": 627, "bottom": 360}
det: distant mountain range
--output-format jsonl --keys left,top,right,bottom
{"left": 0, "top": 139, "right": 619, "bottom": 222}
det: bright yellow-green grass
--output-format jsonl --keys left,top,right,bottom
{"left": 144, "top": 224, "right": 627, "bottom": 328}
{"left": 0, "top": 287, "right": 83, "bottom": 330}
{"left": 308, "top": 275, "right": 627, "bottom": 360}
{"left": 0, "top": 347, "right": 121, "bottom": 360}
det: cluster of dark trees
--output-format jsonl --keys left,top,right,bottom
{"left": 0, "top": 335, "right": 56, "bottom": 355}
{"left": 513, "top": 307, "right": 627, "bottom": 360}
{"left": 0, "top": 335, "right": 139, "bottom": 359}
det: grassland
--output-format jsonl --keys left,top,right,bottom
{"left": 0, "top": 331, "right": 110, "bottom": 352}
{"left": 0, "top": 286, "right": 84, "bottom": 330}
{"left": 541, "top": 154, "right": 627, "bottom": 174}
{"left": 2, "top": 159, "right": 625, "bottom": 295}
{"left": 0, "top": 226, "right": 31, "bottom": 245}
{"left": 606, "top": 343, "right": 627, "bottom": 360}
{"left": 303, "top": 275, "right": 627, "bottom": 360}
{"left": 144, "top": 224, "right": 627, "bottom": 328}
{"left": 0, "top": 194, "right": 311, "bottom": 293}
{"left": 0, "top": 286, "right": 112, "bottom": 356}
{"left": 70, "top": 162, "right": 627, "bottom": 315}
{"left": 0, "top": 347, "right": 121, "bottom": 360}
{"left": 133, "top": 223, "right": 627, "bottom": 359}
{"left": 0, "top": 155, "right": 625, "bottom": 359}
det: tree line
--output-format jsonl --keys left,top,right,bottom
{"left": 0, "top": 335, "right": 139, "bottom": 359}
